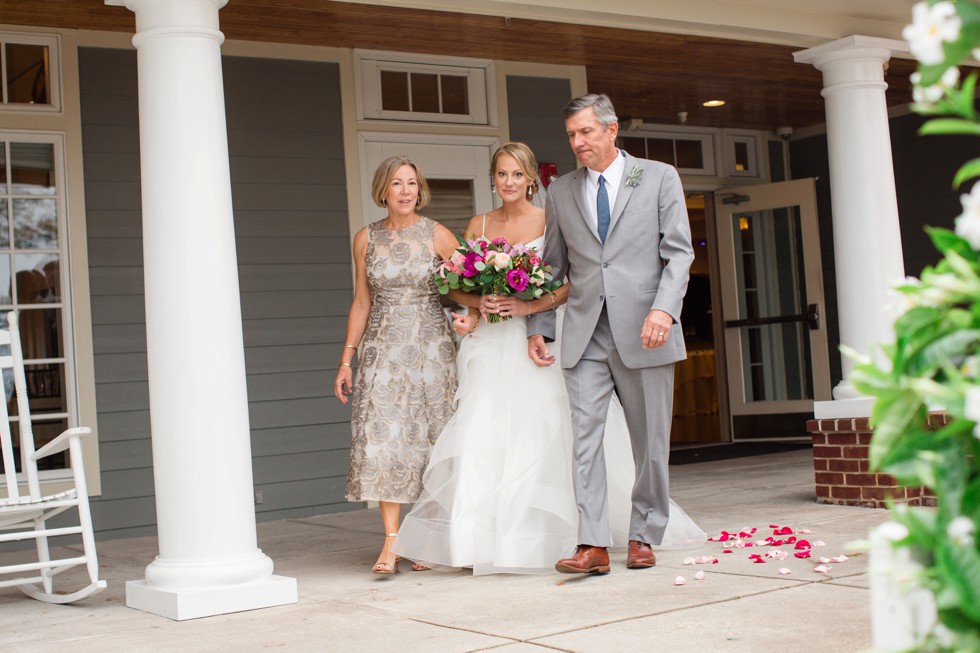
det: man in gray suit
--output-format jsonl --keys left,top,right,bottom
{"left": 528, "top": 93, "right": 693, "bottom": 574}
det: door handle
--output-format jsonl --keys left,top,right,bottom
{"left": 807, "top": 303, "right": 820, "bottom": 330}
{"left": 724, "top": 303, "right": 821, "bottom": 330}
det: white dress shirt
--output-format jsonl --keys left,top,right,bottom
{"left": 585, "top": 149, "right": 627, "bottom": 230}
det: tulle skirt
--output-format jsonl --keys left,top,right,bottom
{"left": 393, "top": 312, "right": 705, "bottom": 574}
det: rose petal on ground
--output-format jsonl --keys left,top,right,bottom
{"left": 742, "top": 542, "right": 753, "bottom": 548}
{"left": 738, "top": 528, "right": 757, "bottom": 538}
{"left": 769, "top": 524, "right": 780, "bottom": 529}
{"left": 778, "top": 567, "right": 792, "bottom": 575}
{"left": 794, "top": 539, "right": 811, "bottom": 550}
{"left": 723, "top": 549, "right": 733, "bottom": 554}
{"left": 674, "top": 576, "right": 686, "bottom": 585}
{"left": 683, "top": 557, "right": 696, "bottom": 565}
{"left": 813, "top": 540, "right": 826, "bottom": 547}
{"left": 785, "top": 536, "right": 797, "bottom": 544}
{"left": 695, "top": 571, "right": 705, "bottom": 581}
{"left": 813, "top": 565, "right": 832, "bottom": 573}
{"left": 748, "top": 554, "right": 766, "bottom": 563}
{"left": 798, "top": 528, "right": 814, "bottom": 534}
{"left": 818, "top": 556, "right": 832, "bottom": 564}
{"left": 774, "top": 526, "right": 794, "bottom": 535}
{"left": 831, "top": 555, "right": 849, "bottom": 563}
{"left": 794, "top": 550, "right": 812, "bottom": 559}
{"left": 757, "top": 540, "right": 770, "bottom": 547}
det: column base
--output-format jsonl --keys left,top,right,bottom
{"left": 126, "top": 575, "right": 298, "bottom": 621}
{"left": 814, "top": 397, "right": 874, "bottom": 419}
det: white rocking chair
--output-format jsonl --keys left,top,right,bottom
{"left": 0, "top": 312, "right": 106, "bottom": 603}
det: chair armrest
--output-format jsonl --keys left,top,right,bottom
{"left": 31, "top": 427, "right": 94, "bottom": 460}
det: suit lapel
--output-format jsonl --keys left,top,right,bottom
{"left": 607, "top": 152, "right": 637, "bottom": 240}
{"left": 570, "top": 168, "right": 601, "bottom": 242}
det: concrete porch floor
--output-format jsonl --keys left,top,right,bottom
{"left": 0, "top": 449, "right": 889, "bottom": 652}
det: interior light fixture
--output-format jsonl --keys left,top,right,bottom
{"left": 702, "top": 99, "right": 726, "bottom": 107}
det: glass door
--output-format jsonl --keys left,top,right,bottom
{"left": 714, "top": 178, "right": 831, "bottom": 438}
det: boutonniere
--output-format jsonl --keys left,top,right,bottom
{"left": 625, "top": 165, "right": 643, "bottom": 188}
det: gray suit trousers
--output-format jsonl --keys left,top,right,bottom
{"left": 563, "top": 308, "right": 674, "bottom": 547}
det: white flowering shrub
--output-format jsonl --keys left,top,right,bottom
{"left": 849, "top": 2, "right": 980, "bottom": 651}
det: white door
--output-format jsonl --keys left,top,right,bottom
{"left": 359, "top": 133, "right": 499, "bottom": 234}
{"left": 713, "top": 178, "right": 832, "bottom": 437}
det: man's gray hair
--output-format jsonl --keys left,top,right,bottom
{"left": 562, "top": 93, "right": 618, "bottom": 128}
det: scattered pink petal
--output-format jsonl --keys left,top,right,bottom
{"left": 798, "top": 528, "right": 814, "bottom": 534}
{"left": 813, "top": 540, "right": 826, "bottom": 547}
{"left": 769, "top": 524, "right": 780, "bottom": 529}
{"left": 748, "top": 554, "right": 766, "bottom": 564}
{"left": 773, "top": 526, "right": 794, "bottom": 535}
{"left": 756, "top": 540, "right": 769, "bottom": 547}
{"left": 722, "top": 549, "right": 733, "bottom": 554}
{"left": 818, "top": 556, "right": 832, "bottom": 564}
{"left": 738, "top": 528, "right": 757, "bottom": 538}
{"left": 695, "top": 570, "right": 705, "bottom": 581}
{"left": 694, "top": 555, "right": 716, "bottom": 565}
{"left": 813, "top": 565, "right": 832, "bottom": 573}
{"left": 741, "top": 542, "right": 752, "bottom": 548}
{"left": 794, "top": 539, "right": 811, "bottom": 550}
{"left": 683, "top": 557, "right": 696, "bottom": 565}
{"left": 778, "top": 567, "right": 792, "bottom": 575}
{"left": 785, "top": 536, "right": 797, "bottom": 544}
{"left": 766, "top": 550, "right": 788, "bottom": 560}
{"left": 674, "top": 576, "right": 687, "bottom": 586}
{"left": 794, "top": 550, "right": 812, "bottom": 559}
{"left": 771, "top": 539, "right": 785, "bottom": 547}
{"left": 831, "top": 555, "right": 849, "bottom": 563}
{"left": 717, "top": 531, "right": 732, "bottom": 542}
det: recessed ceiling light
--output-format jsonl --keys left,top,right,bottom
{"left": 703, "top": 99, "right": 726, "bottom": 107}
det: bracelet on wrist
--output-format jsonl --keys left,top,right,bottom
{"left": 549, "top": 293, "right": 557, "bottom": 310}
{"left": 343, "top": 344, "right": 358, "bottom": 351}
{"left": 339, "top": 362, "right": 352, "bottom": 368}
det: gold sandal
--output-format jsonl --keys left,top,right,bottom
{"left": 372, "top": 533, "right": 400, "bottom": 575}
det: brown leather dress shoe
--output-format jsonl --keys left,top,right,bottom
{"left": 555, "top": 545, "right": 610, "bottom": 574}
{"left": 626, "top": 540, "right": 657, "bottom": 569}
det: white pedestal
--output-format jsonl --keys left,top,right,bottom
{"left": 126, "top": 575, "right": 298, "bottom": 621}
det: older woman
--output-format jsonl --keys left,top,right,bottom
{"left": 334, "top": 155, "right": 458, "bottom": 574}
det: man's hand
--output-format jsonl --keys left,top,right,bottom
{"left": 528, "top": 334, "right": 556, "bottom": 367}
{"left": 641, "top": 309, "right": 674, "bottom": 349}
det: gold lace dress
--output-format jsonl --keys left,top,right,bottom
{"left": 346, "top": 217, "right": 457, "bottom": 503}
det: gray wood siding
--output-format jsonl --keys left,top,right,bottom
{"left": 79, "top": 48, "right": 353, "bottom": 540}
{"left": 506, "top": 76, "right": 577, "bottom": 177}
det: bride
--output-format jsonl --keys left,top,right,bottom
{"left": 393, "top": 142, "right": 704, "bottom": 574}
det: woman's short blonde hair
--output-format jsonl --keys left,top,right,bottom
{"left": 370, "top": 155, "right": 431, "bottom": 209}
{"left": 491, "top": 142, "right": 540, "bottom": 198}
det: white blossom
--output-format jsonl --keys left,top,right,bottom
{"left": 947, "top": 516, "right": 975, "bottom": 547}
{"left": 962, "top": 355, "right": 980, "bottom": 379}
{"left": 911, "top": 67, "right": 959, "bottom": 104}
{"left": 955, "top": 183, "right": 980, "bottom": 250}
{"left": 903, "top": 1, "right": 962, "bottom": 65}
{"left": 876, "top": 521, "right": 910, "bottom": 542}
{"left": 966, "top": 386, "right": 980, "bottom": 440}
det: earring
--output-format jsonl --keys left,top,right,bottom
{"left": 382, "top": 198, "right": 387, "bottom": 206}
{"left": 416, "top": 197, "right": 421, "bottom": 206}
{"left": 526, "top": 187, "right": 533, "bottom": 199}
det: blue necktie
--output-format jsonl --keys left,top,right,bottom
{"left": 597, "top": 175, "right": 610, "bottom": 243}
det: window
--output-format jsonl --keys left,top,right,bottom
{"left": 620, "top": 131, "right": 715, "bottom": 176}
{"left": 0, "top": 135, "right": 74, "bottom": 475}
{"left": 724, "top": 132, "right": 760, "bottom": 178}
{"left": 357, "top": 50, "right": 491, "bottom": 125}
{"left": 0, "top": 32, "right": 61, "bottom": 112}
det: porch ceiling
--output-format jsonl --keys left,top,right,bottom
{"left": 1, "top": 0, "right": 917, "bottom": 131}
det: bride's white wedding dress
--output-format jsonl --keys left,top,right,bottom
{"left": 393, "top": 236, "right": 705, "bottom": 574}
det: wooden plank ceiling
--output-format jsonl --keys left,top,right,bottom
{"left": 1, "top": 0, "right": 916, "bottom": 130}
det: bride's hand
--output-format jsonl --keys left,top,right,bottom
{"left": 494, "top": 296, "right": 530, "bottom": 317}
{"left": 478, "top": 294, "right": 499, "bottom": 315}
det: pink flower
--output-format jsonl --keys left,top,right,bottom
{"left": 506, "top": 269, "right": 529, "bottom": 292}
{"left": 461, "top": 251, "right": 483, "bottom": 277}
{"left": 529, "top": 255, "right": 541, "bottom": 266}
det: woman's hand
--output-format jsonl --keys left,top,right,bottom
{"left": 334, "top": 366, "right": 354, "bottom": 404}
{"left": 481, "top": 294, "right": 530, "bottom": 317}
{"left": 451, "top": 311, "right": 478, "bottom": 336}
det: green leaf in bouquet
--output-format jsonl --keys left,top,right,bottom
{"left": 954, "top": 157, "right": 980, "bottom": 189}
{"left": 849, "top": 362, "right": 903, "bottom": 400}
{"left": 446, "top": 271, "right": 459, "bottom": 284}
{"left": 927, "top": 227, "right": 972, "bottom": 258}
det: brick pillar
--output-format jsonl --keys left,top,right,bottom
{"left": 807, "top": 416, "right": 942, "bottom": 507}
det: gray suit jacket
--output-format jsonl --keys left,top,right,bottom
{"left": 529, "top": 151, "right": 694, "bottom": 369}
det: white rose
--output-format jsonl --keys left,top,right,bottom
{"left": 965, "top": 386, "right": 980, "bottom": 440}
{"left": 492, "top": 252, "right": 512, "bottom": 270}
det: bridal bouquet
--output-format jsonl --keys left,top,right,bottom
{"left": 434, "top": 236, "right": 563, "bottom": 322}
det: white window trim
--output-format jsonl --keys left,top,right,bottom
{"left": 355, "top": 49, "right": 494, "bottom": 126}
{"left": 0, "top": 31, "right": 62, "bottom": 114}
{"left": 622, "top": 128, "right": 717, "bottom": 177}
{"left": 723, "top": 129, "right": 763, "bottom": 179}
{"left": 0, "top": 129, "right": 84, "bottom": 493}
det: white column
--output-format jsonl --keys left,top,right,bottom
{"left": 107, "top": 0, "right": 297, "bottom": 620}
{"left": 794, "top": 36, "right": 908, "bottom": 419}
